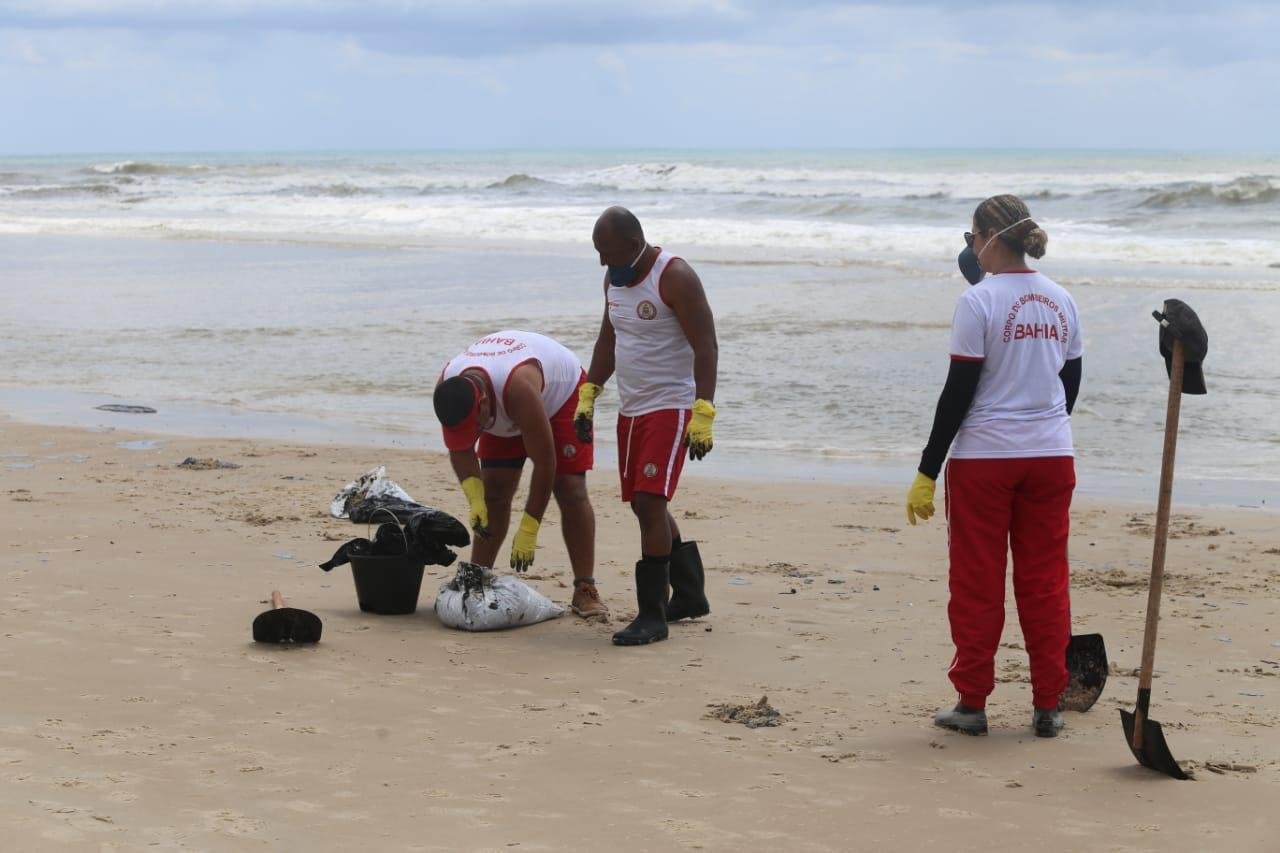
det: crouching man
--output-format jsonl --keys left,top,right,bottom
{"left": 433, "top": 330, "right": 608, "bottom": 620}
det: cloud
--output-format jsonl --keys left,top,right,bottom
{"left": 4, "top": 1, "right": 1272, "bottom": 65}
{"left": 0, "top": 1, "right": 756, "bottom": 55}
{"left": 0, "top": 1, "right": 1277, "bottom": 152}
{"left": 0, "top": 8, "right": 1250, "bottom": 71}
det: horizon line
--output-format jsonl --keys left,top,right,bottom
{"left": 2, "top": 144, "right": 1278, "bottom": 160}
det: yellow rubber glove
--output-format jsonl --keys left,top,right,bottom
{"left": 906, "top": 472, "right": 936, "bottom": 525}
{"left": 460, "top": 476, "right": 489, "bottom": 538}
{"left": 574, "top": 382, "right": 603, "bottom": 443}
{"left": 685, "top": 399, "right": 716, "bottom": 460}
{"left": 510, "top": 511, "right": 540, "bottom": 572}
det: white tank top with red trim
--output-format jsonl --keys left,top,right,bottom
{"left": 441, "top": 330, "right": 582, "bottom": 438}
{"left": 608, "top": 249, "right": 696, "bottom": 417}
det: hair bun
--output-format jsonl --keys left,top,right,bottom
{"left": 1022, "top": 226, "right": 1048, "bottom": 259}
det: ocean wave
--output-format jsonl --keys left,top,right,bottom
{"left": 729, "top": 198, "right": 870, "bottom": 219}
{"left": 85, "top": 161, "right": 213, "bottom": 176}
{"left": 486, "top": 173, "right": 559, "bottom": 191}
{"left": 1022, "top": 189, "right": 1069, "bottom": 201}
{"left": 270, "top": 182, "right": 373, "bottom": 198}
{"left": 42, "top": 159, "right": 1280, "bottom": 213}
{"left": 172, "top": 326, "right": 303, "bottom": 340}
{"left": 722, "top": 317, "right": 951, "bottom": 339}
{"left": 0, "top": 171, "right": 44, "bottom": 186}
{"left": 573, "top": 161, "right": 855, "bottom": 196}
{"left": 8, "top": 203, "right": 1280, "bottom": 272}
{"left": 4, "top": 183, "right": 121, "bottom": 199}
{"left": 1138, "top": 175, "right": 1280, "bottom": 208}
{"left": 563, "top": 161, "right": 1249, "bottom": 201}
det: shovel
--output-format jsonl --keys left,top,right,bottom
{"left": 252, "top": 591, "right": 323, "bottom": 644}
{"left": 1060, "top": 632, "right": 1108, "bottom": 712}
{"left": 1119, "top": 336, "right": 1190, "bottom": 780}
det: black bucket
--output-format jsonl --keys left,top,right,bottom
{"left": 349, "top": 553, "right": 427, "bottom": 614}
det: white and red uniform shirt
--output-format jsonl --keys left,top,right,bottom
{"left": 441, "top": 330, "right": 583, "bottom": 438}
{"left": 949, "top": 271, "right": 1083, "bottom": 459}
{"left": 608, "top": 248, "right": 696, "bottom": 417}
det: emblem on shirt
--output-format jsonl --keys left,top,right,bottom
{"left": 643, "top": 462, "right": 658, "bottom": 478}
{"left": 562, "top": 443, "right": 577, "bottom": 459}
{"left": 636, "top": 300, "right": 658, "bottom": 320}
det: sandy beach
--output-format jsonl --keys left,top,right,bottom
{"left": 1, "top": 417, "right": 1276, "bottom": 851}
{"left": 4, "top": 0, "right": 1280, "bottom": 846}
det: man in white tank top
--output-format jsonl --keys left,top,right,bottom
{"left": 433, "top": 330, "right": 607, "bottom": 619}
{"left": 576, "top": 207, "right": 719, "bottom": 646}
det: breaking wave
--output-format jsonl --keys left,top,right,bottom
{"left": 1139, "top": 176, "right": 1280, "bottom": 208}
{"left": 86, "top": 161, "right": 213, "bottom": 176}
{"left": 270, "top": 182, "right": 373, "bottom": 198}
{"left": 5, "top": 183, "right": 121, "bottom": 199}
{"left": 486, "top": 173, "right": 559, "bottom": 191}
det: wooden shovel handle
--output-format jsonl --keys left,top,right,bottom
{"left": 271, "top": 590, "right": 285, "bottom": 610}
{"left": 1137, "top": 340, "right": 1184, "bottom": 695}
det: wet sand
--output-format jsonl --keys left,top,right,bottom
{"left": 1, "top": 419, "right": 1277, "bottom": 850}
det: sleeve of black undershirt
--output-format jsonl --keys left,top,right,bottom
{"left": 918, "top": 359, "right": 983, "bottom": 480}
{"left": 1059, "top": 357, "right": 1082, "bottom": 415}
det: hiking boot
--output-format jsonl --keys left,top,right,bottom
{"left": 934, "top": 703, "right": 988, "bottom": 736}
{"left": 1033, "top": 708, "right": 1065, "bottom": 738}
{"left": 666, "top": 540, "right": 710, "bottom": 622}
{"left": 612, "top": 558, "right": 669, "bottom": 646}
{"left": 571, "top": 578, "right": 609, "bottom": 620}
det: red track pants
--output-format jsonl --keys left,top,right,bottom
{"left": 944, "top": 456, "right": 1075, "bottom": 711}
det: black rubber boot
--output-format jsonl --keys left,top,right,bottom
{"left": 666, "top": 540, "right": 710, "bottom": 622}
{"left": 1033, "top": 708, "right": 1065, "bottom": 738}
{"left": 934, "top": 703, "right": 988, "bottom": 736}
{"left": 612, "top": 558, "right": 669, "bottom": 646}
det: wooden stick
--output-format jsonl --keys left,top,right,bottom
{"left": 271, "top": 590, "right": 285, "bottom": 610}
{"left": 1132, "top": 340, "right": 1184, "bottom": 749}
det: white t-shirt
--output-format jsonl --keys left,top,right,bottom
{"left": 949, "top": 270, "right": 1083, "bottom": 459}
{"left": 441, "top": 330, "right": 582, "bottom": 438}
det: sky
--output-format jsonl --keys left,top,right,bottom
{"left": 1, "top": 1, "right": 1277, "bottom": 154}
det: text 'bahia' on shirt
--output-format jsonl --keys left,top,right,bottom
{"left": 948, "top": 271, "right": 1083, "bottom": 459}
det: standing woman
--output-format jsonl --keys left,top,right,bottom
{"left": 907, "top": 194, "right": 1083, "bottom": 738}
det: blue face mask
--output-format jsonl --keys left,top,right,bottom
{"left": 958, "top": 245, "right": 985, "bottom": 285}
{"left": 958, "top": 216, "right": 1034, "bottom": 285}
{"left": 608, "top": 242, "right": 649, "bottom": 287}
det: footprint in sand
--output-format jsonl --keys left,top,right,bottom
{"left": 195, "top": 808, "right": 265, "bottom": 836}
{"left": 875, "top": 804, "right": 910, "bottom": 815}
{"left": 939, "top": 807, "right": 979, "bottom": 819}
{"left": 420, "top": 788, "right": 453, "bottom": 799}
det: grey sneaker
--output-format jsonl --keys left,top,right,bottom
{"left": 934, "top": 703, "right": 988, "bottom": 736}
{"left": 1033, "top": 708, "right": 1064, "bottom": 738}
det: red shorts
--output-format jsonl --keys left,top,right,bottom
{"left": 476, "top": 377, "right": 593, "bottom": 476}
{"left": 617, "top": 408, "right": 690, "bottom": 502}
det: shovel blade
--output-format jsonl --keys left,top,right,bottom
{"left": 252, "top": 607, "right": 323, "bottom": 644}
{"left": 1059, "top": 633, "right": 1108, "bottom": 712}
{"left": 1119, "top": 709, "right": 1190, "bottom": 780}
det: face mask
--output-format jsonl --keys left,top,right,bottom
{"left": 956, "top": 217, "right": 1033, "bottom": 285}
{"left": 957, "top": 245, "right": 985, "bottom": 285}
{"left": 608, "top": 242, "right": 649, "bottom": 287}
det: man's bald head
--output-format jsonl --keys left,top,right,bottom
{"left": 593, "top": 206, "right": 646, "bottom": 267}
{"left": 594, "top": 206, "right": 644, "bottom": 243}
